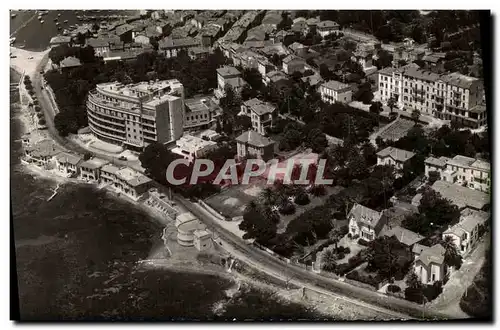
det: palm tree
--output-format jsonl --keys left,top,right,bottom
{"left": 387, "top": 96, "right": 397, "bottom": 113}
{"left": 441, "top": 236, "right": 462, "bottom": 269}
{"left": 321, "top": 249, "right": 337, "bottom": 271}
{"left": 258, "top": 187, "right": 276, "bottom": 206}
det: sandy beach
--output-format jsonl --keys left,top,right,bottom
{"left": 10, "top": 46, "right": 49, "bottom": 78}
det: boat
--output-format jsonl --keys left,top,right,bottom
{"left": 54, "top": 18, "right": 58, "bottom": 21}
{"left": 11, "top": 13, "right": 17, "bottom": 18}
{"left": 58, "top": 13, "right": 61, "bottom": 17}
{"left": 10, "top": 37, "right": 16, "bottom": 44}
{"left": 57, "top": 26, "right": 62, "bottom": 30}
{"left": 40, "top": 20, "right": 44, "bottom": 24}
{"left": 64, "top": 20, "right": 68, "bottom": 23}
{"left": 56, "top": 22, "right": 60, "bottom": 26}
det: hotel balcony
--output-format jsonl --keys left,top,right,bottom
{"left": 87, "top": 108, "right": 126, "bottom": 127}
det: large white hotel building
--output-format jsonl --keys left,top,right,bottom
{"left": 378, "top": 64, "right": 486, "bottom": 128}
{"left": 86, "top": 79, "right": 185, "bottom": 151}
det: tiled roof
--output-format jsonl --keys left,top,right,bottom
{"left": 470, "top": 159, "right": 490, "bottom": 171}
{"left": 55, "top": 152, "right": 82, "bottom": 165}
{"left": 448, "top": 155, "right": 476, "bottom": 168}
{"left": 322, "top": 80, "right": 351, "bottom": 91}
{"left": 282, "top": 54, "right": 305, "bottom": 64}
{"left": 236, "top": 130, "right": 275, "bottom": 147}
{"left": 348, "top": 203, "right": 383, "bottom": 229}
{"left": 425, "top": 156, "right": 450, "bottom": 168}
{"left": 431, "top": 180, "right": 490, "bottom": 210}
{"left": 243, "top": 98, "right": 276, "bottom": 116}
{"left": 442, "top": 72, "right": 480, "bottom": 90}
{"left": 377, "top": 147, "right": 415, "bottom": 163}
{"left": 216, "top": 66, "right": 241, "bottom": 77}
{"left": 60, "top": 56, "right": 82, "bottom": 68}
{"left": 380, "top": 225, "right": 424, "bottom": 246}
{"left": 317, "top": 20, "right": 339, "bottom": 29}
{"left": 412, "top": 243, "right": 428, "bottom": 255}
{"left": 444, "top": 208, "right": 489, "bottom": 236}
{"left": 417, "top": 244, "right": 445, "bottom": 266}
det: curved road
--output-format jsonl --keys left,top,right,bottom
{"left": 32, "top": 55, "right": 449, "bottom": 321}
{"left": 174, "top": 196, "right": 448, "bottom": 320}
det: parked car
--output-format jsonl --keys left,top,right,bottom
{"left": 118, "top": 156, "right": 127, "bottom": 161}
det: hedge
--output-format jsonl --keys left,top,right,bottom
{"left": 358, "top": 238, "right": 370, "bottom": 246}
{"left": 346, "top": 270, "right": 384, "bottom": 288}
{"left": 387, "top": 284, "right": 401, "bottom": 293}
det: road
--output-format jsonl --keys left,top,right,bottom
{"left": 33, "top": 58, "right": 449, "bottom": 321}
{"left": 174, "top": 196, "right": 450, "bottom": 320}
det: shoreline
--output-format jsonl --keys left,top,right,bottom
{"left": 9, "top": 49, "right": 382, "bottom": 320}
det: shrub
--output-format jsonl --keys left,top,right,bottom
{"left": 38, "top": 119, "right": 46, "bottom": 125}
{"left": 346, "top": 270, "right": 380, "bottom": 287}
{"left": 423, "top": 282, "right": 443, "bottom": 302}
{"left": 309, "top": 184, "right": 326, "bottom": 196}
{"left": 343, "top": 246, "right": 351, "bottom": 254}
{"left": 36, "top": 112, "right": 43, "bottom": 118}
{"left": 336, "top": 252, "right": 345, "bottom": 260}
{"left": 353, "top": 234, "right": 359, "bottom": 240}
{"left": 279, "top": 202, "right": 296, "bottom": 215}
{"left": 358, "top": 238, "right": 370, "bottom": 246}
{"left": 405, "top": 287, "right": 424, "bottom": 304}
{"left": 294, "top": 191, "right": 311, "bottom": 205}
{"left": 83, "top": 152, "right": 93, "bottom": 161}
{"left": 387, "top": 284, "right": 401, "bottom": 293}
{"left": 35, "top": 106, "right": 41, "bottom": 112}
{"left": 347, "top": 233, "right": 352, "bottom": 239}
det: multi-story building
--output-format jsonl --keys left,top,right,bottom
{"left": 79, "top": 157, "right": 109, "bottom": 182}
{"left": 316, "top": 20, "right": 340, "bottom": 38}
{"left": 240, "top": 98, "right": 276, "bottom": 135}
{"left": 236, "top": 129, "right": 275, "bottom": 161}
{"left": 114, "top": 167, "right": 154, "bottom": 200}
{"left": 348, "top": 203, "right": 386, "bottom": 241}
{"left": 54, "top": 152, "right": 82, "bottom": 176}
{"left": 86, "top": 79, "right": 185, "bottom": 151}
{"left": 442, "top": 208, "right": 489, "bottom": 256}
{"left": 376, "top": 147, "right": 415, "bottom": 171}
{"left": 378, "top": 64, "right": 486, "bottom": 128}
{"left": 282, "top": 54, "right": 306, "bottom": 75}
{"left": 320, "top": 80, "right": 353, "bottom": 104}
{"left": 158, "top": 37, "right": 200, "bottom": 58}
{"left": 413, "top": 244, "right": 447, "bottom": 285}
{"left": 214, "top": 66, "right": 247, "bottom": 99}
{"left": 171, "top": 134, "right": 218, "bottom": 162}
{"left": 183, "top": 97, "right": 221, "bottom": 131}
{"left": 424, "top": 155, "right": 490, "bottom": 192}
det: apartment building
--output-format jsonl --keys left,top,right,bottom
{"left": 54, "top": 152, "right": 82, "bottom": 176}
{"left": 240, "top": 98, "right": 276, "bottom": 135}
{"left": 378, "top": 64, "right": 486, "bottom": 128}
{"left": 183, "top": 97, "right": 221, "bottom": 131}
{"left": 79, "top": 157, "right": 109, "bottom": 182}
{"left": 158, "top": 37, "right": 200, "bottom": 58}
{"left": 424, "top": 155, "right": 490, "bottom": 192}
{"left": 23, "top": 139, "right": 62, "bottom": 167}
{"left": 320, "top": 80, "right": 353, "bottom": 104}
{"left": 114, "top": 167, "right": 154, "bottom": 200}
{"left": 424, "top": 155, "right": 491, "bottom": 192}
{"left": 442, "top": 208, "right": 489, "bottom": 256}
{"left": 86, "top": 79, "right": 185, "bottom": 151}
{"left": 376, "top": 147, "right": 415, "bottom": 171}
{"left": 171, "top": 134, "right": 218, "bottom": 162}
{"left": 214, "top": 66, "right": 247, "bottom": 99}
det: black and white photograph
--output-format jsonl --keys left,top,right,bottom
{"left": 9, "top": 7, "right": 492, "bottom": 322}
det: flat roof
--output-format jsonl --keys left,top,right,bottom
{"left": 115, "top": 167, "right": 152, "bottom": 187}
{"left": 431, "top": 180, "right": 490, "bottom": 210}
{"left": 80, "top": 157, "right": 109, "bottom": 170}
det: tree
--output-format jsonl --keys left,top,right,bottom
{"left": 139, "top": 142, "right": 180, "bottom": 185}
{"left": 83, "top": 152, "right": 92, "bottom": 161}
{"left": 406, "top": 270, "right": 422, "bottom": 289}
{"left": 239, "top": 203, "right": 278, "bottom": 243}
{"left": 428, "top": 170, "right": 440, "bottom": 184}
{"left": 306, "top": 128, "right": 328, "bottom": 153}
{"left": 322, "top": 249, "right": 337, "bottom": 272}
{"left": 369, "top": 101, "right": 383, "bottom": 115}
{"left": 411, "top": 109, "right": 421, "bottom": 124}
{"left": 294, "top": 190, "right": 310, "bottom": 205}
{"left": 441, "top": 236, "right": 463, "bottom": 270}
{"left": 387, "top": 96, "right": 397, "bottom": 113}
